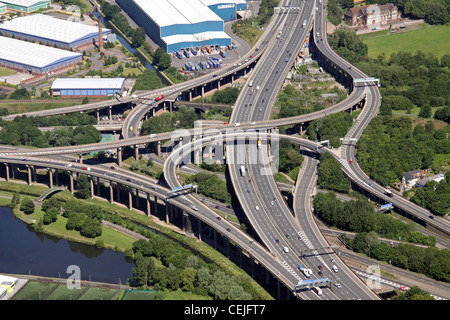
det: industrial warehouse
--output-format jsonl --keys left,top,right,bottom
{"left": 116, "top": 0, "right": 237, "bottom": 53}
{"left": 50, "top": 78, "right": 126, "bottom": 98}
{"left": 0, "top": 0, "right": 51, "bottom": 14}
{"left": 0, "top": 14, "right": 111, "bottom": 50}
{"left": 0, "top": 36, "right": 82, "bottom": 75}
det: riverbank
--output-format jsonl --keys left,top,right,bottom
{"left": 0, "top": 181, "right": 273, "bottom": 300}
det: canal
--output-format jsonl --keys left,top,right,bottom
{"left": 0, "top": 206, "right": 135, "bottom": 285}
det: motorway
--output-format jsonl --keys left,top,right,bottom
{"left": 0, "top": 0, "right": 448, "bottom": 300}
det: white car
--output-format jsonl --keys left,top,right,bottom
{"left": 332, "top": 265, "right": 338, "bottom": 273}
{"left": 255, "top": 206, "right": 260, "bottom": 211}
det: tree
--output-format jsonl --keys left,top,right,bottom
{"left": 76, "top": 175, "right": 91, "bottom": 199}
{"left": 20, "top": 198, "right": 35, "bottom": 215}
{"left": 157, "top": 52, "right": 171, "bottom": 71}
{"left": 10, "top": 192, "right": 21, "bottom": 208}
{"left": 131, "top": 27, "right": 146, "bottom": 48}
{"left": 43, "top": 207, "right": 59, "bottom": 225}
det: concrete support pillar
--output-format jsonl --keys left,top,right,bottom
{"left": 78, "top": 154, "right": 83, "bottom": 164}
{"left": 146, "top": 193, "right": 151, "bottom": 217}
{"left": 154, "top": 196, "right": 158, "bottom": 213}
{"left": 96, "top": 109, "right": 100, "bottom": 122}
{"left": 128, "top": 187, "right": 133, "bottom": 210}
{"left": 165, "top": 202, "right": 169, "bottom": 224}
{"left": 265, "top": 269, "right": 271, "bottom": 285}
{"left": 217, "top": 80, "right": 220, "bottom": 91}
{"left": 117, "top": 148, "right": 122, "bottom": 166}
{"left": 48, "top": 170, "right": 53, "bottom": 188}
{"left": 157, "top": 141, "right": 161, "bottom": 157}
{"left": 109, "top": 183, "right": 114, "bottom": 203}
{"left": 32, "top": 166, "right": 37, "bottom": 182}
{"left": 12, "top": 164, "right": 16, "bottom": 179}
{"left": 201, "top": 85, "right": 204, "bottom": 98}
{"left": 96, "top": 177, "right": 100, "bottom": 195}
{"left": 70, "top": 174, "right": 74, "bottom": 194}
{"left": 90, "top": 177, "right": 94, "bottom": 199}
{"left": 182, "top": 211, "right": 186, "bottom": 232}
{"left": 134, "top": 145, "right": 139, "bottom": 160}
{"left": 5, "top": 164, "right": 9, "bottom": 181}
{"left": 108, "top": 106, "right": 112, "bottom": 119}
{"left": 189, "top": 91, "right": 192, "bottom": 101}
{"left": 198, "top": 219, "right": 201, "bottom": 241}
{"left": 27, "top": 166, "right": 32, "bottom": 185}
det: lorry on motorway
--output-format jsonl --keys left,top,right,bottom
{"left": 257, "top": 140, "right": 261, "bottom": 149}
{"left": 240, "top": 165, "right": 246, "bottom": 176}
{"left": 312, "top": 287, "right": 322, "bottom": 296}
{"left": 276, "top": 30, "right": 282, "bottom": 39}
{"left": 191, "top": 48, "right": 197, "bottom": 55}
{"left": 183, "top": 49, "right": 190, "bottom": 58}
{"left": 298, "top": 265, "right": 312, "bottom": 278}
{"left": 303, "top": 19, "right": 307, "bottom": 28}
{"left": 176, "top": 51, "right": 183, "bottom": 59}
{"left": 384, "top": 188, "right": 393, "bottom": 197}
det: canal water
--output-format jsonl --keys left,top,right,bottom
{"left": 0, "top": 206, "right": 135, "bottom": 285}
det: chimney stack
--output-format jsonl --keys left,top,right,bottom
{"left": 98, "top": 22, "right": 104, "bottom": 52}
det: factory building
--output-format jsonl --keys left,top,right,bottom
{"left": 51, "top": 78, "right": 126, "bottom": 98}
{"left": 0, "top": 14, "right": 111, "bottom": 50}
{"left": 116, "top": 0, "right": 231, "bottom": 53}
{"left": 0, "top": 0, "right": 51, "bottom": 14}
{"left": 0, "top": 3, "right": 7, "bottom": 15}
{"left": 0, "top": 36, "right": 82, "bottom": 75}
{"left": 199, "top": 0, "right": 247, "bottom": 21}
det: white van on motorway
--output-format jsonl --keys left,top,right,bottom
{"left": 332, "top": 265, "right": 338, "bottom": 273}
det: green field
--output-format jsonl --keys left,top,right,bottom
{"left": 362, "top": 24, "right": 450, "bottom": 59}
{"left": 0, "top": 67, "right": 16, "bottom": 77}
{"left": 12, "top": 281, "right": 57, "bottom": 300}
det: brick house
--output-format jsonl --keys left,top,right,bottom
{"left": 344, "top": 3, "right": 399, "bottom": 28}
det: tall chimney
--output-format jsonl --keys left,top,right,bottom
{"left": 98, "top": 22, "right": 104, "bottom": 52}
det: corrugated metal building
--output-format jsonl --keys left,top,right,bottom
{"left": 199, "top": 0, "right": 247, "bottom": 21}
{"left": 0, "top": 0, "right": 51, "bottom": 13}
{"left": 0, "top": 2, "right": 7, "bottom": 15}
{"left": 116, "top": 0, "right": 231, "bottom": 53}
{"left": 51, "top": 78, "right": 126, "bottom": 97}
{"left": 0, "top": 36, "right": 82, "bottom": 75}
{"left": 0, "top": 14, "right": 111, "bottom": 50}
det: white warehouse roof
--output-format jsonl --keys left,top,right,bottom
{"left": 0, "top": 0, "right": 47, "bottom": 7}
{"left": 132, "top": 0, "right": 223, "bottom": 28}
{"left": 162, "top": 30, "right": 230, "bottom": 45}
{"left": 51, "top": 78, "right": 126, "bottom": 90}
{"left": 0, "top": 36, "right": 82, "bottom": 68}
{"left": 0, "top": 14, "right": 110, "bottom": 45}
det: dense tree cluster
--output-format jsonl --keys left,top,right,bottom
{"left": 185, "top": 172, "right": 231, "bottom": 204}
{"left": 410, "top": 175, "right": 450, "bottom": 215}
{"left": 306, "top": 112, "right": 354, "bottom": 148}
{"left": 392, "top": 286, "right": 434, "bottom": 300}
{"left": 132, "top": 69, "right": 163, "bottom": 92}
{"left": 364, "top": 0, "right": 450, "bottom": 25}
{"left": 141, "top": 106, "right": 199, "bottom": 134}
{"left": 211, "top": 86, "right": 240, "bottom": 105}
{"left": 313, "top": 192, "right": 436, "bottom": 246}
{"left": 152, "top": 48, "right": 172, "bottom": 71}
{"left": 132, "top": 239, "right": 252, "bottom": 299}
{"left": 317, "top": 152, "right": 350, "bottom": 193}
{"left": 0, "top": 115, "right": 100, "bottom": 148}
{"left": 356, "top": 116, "right": 449, "bottom": 187}
{"left": 347, "top": 232, "right": 449, "bottom": 283}
{"left": 278, "top": 138, "right": 304, "bottom": 175}
{"left": 328, "top": 30, "right": 369, "bottom": 63}
{"left": 356, "top": 51, "right": 450, "bottom": 112}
